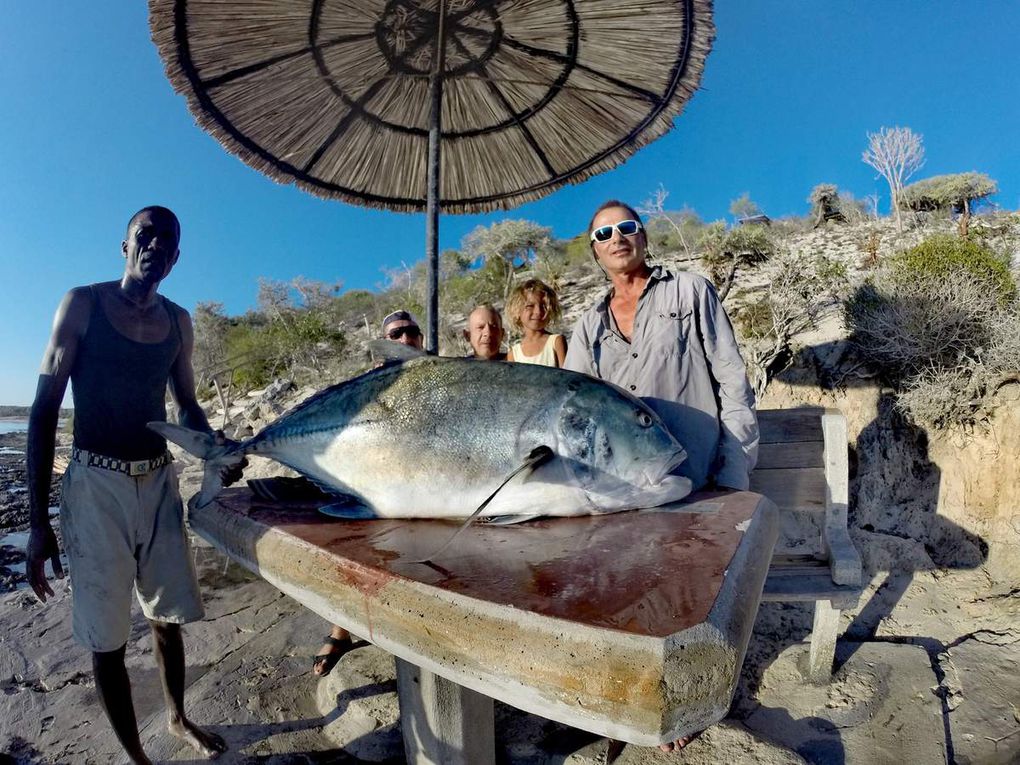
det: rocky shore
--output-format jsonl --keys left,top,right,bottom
{"left": 0, "top": 427, "right": 68, "bottom": 594}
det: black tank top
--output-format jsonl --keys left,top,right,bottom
{"left": 71, "top": 285, "right": 182, "bottom": 460}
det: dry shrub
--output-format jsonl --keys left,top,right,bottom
{"left": 845, "top": 235, "right": 1019, "bottom": 428}
{"left": 736, "top": 250, "right": 848, "bottom": 398}
{"left": 845, "top": 277, "right": 998, "bottom": 380}
{"left": 894, "top": 366, "right": 986, "bottom": 429}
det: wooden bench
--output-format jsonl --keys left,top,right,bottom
{"left": 750, "top": 408, "right": 863, "bottom": 680}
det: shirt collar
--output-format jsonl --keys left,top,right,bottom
{"left": 594, "top": 264, "right": 672, "bottom": 327}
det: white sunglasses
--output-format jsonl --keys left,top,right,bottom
{"left": 590, "top": 219, "right": 643, "bottom": 243}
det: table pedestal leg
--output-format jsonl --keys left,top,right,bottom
{"left": 395, "top": 657, "right": 495, "bottom": 765}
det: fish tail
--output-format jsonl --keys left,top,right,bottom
{"left": 147, "top": 421, "right": 245, "bottom": 508}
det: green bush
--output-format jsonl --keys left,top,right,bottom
{"left": 889, "top": 235, "right": 1016, "bottom": 305}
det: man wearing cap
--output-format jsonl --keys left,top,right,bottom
{"left": 312, "top": 307, "right": 424, "bottom": 676}
{"left": 381, "top": 309, "right": 424, "bottom": 350}
{"left": 26, "top": 206, "right": 243, "bottom": 764}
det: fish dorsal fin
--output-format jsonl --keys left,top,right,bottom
{"left": 409, "top": 445, "right": 554, "bottom": 564}
{"left": 368, "top": 339, "right": 427, "bottom": 365}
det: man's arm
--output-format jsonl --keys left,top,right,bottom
{"left": 167, "top": 307, "right": 245, "bottom": 485}
{"left": 27, "top": 288, "right": 91, "bottom": 601}
{"left": 694, "top": 278, "right": 759, "bottom": 490}
{"left": 168, "top": 308, "right": 213, "bottom": 433}
{"left": 561, "top": 318, "right": 594, "bottom": 375}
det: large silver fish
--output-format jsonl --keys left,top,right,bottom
{"left": 150, "top": 354, "right": 691, "bottom": 519}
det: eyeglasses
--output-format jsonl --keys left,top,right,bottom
{"left": 590, "top": 219, "right": 643, "bottom": 243}
{"left": 387, "top": 325, "right": 421, "bottom": 341}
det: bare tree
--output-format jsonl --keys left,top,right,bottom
{"left": 862, "top": 126, "right": 925, "bottom": 233}
{"left": 638, "top": 185, "right": 701, "bottom": 261}
{"left": 736, "top": 250, "right": 847, "bottom": 399}
{"left": 462, "top": 219, "right": 553, "bottom": 303}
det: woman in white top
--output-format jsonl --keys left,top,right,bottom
{"left": 505, "top": 278, "right": 567, "bottom": 367}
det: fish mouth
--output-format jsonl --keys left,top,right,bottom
{"left": 644, "top": 448, "right": 686, "bottom": 485}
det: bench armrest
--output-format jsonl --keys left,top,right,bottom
{"left": 822, "top": 410, "right": 862, "bottom": 587}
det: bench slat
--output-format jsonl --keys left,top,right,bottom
{"left": 756, "top": 440, "right": 824, "bottom": 470}
{"left": 762, "top": 570, "right": 860, "bottom": 608}
{"left": 757, "top": 409, "right": 824, "bottom": 444}
{"left": 749, "top": 467, "right": 826, "bottom": 512}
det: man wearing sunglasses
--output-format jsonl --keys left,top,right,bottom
{"left": 382, "top": 309, "right": 424, "bottom": 350}
{"left": 566, "top": 199, "right": 758, "bottom": 495}
{"left": 567, "top": 198, "right": 758, "bottom": 497}
{"left": 565, "top": 201, "right": 758, "bottom": 753}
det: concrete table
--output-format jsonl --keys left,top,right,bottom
{"left": 189, "top": 489, "right": 777, "bottom": 763}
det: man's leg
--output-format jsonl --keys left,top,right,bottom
{"left": 92, "top": 645, "right": 152, "bottom": 765}
{"left": 150, "top": 620, "right": 227, "bottom": 758}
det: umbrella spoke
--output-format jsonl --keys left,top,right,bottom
{"left": 472, "top": 61, "right": 557, "bottom": 179}
{"left": 302, "top": 78, "right": 390, "bottom": 174}
{"left": 503, "top": 36, "right": 663, "bottom": 105}
{"left": 204, "top": 33, "right": 376, "bottom": 90}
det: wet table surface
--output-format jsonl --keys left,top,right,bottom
{"left": 195, "top": 489, "right": 764, "bottom": 637}
{"left": 189, "top": 488, "right": 778, "bottom": 745}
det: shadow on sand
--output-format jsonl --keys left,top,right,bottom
{"left": 727, "top": 340, "right": 988, "bottom": 764}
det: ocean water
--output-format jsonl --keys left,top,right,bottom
{"left": 0, "top": 420, "right": 28, "bottom": 435}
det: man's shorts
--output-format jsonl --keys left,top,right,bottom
{"left": 60, "top": 460, "right": 204, "bottom": 652}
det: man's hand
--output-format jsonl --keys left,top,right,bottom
{"left": 212, "top": 430, "right": 247, "bottom": 487}
{"left": 26, "top": 524, "right": 64, "bottom": 603}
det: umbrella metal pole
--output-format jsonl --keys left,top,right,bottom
{"left": 424, "top": 0, "right": 447, "bottom": 354}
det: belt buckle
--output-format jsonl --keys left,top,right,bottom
{"left": 128, "top": 460, "right": 150, "bottom": 477}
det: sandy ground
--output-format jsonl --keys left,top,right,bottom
{"left": 3, "top": 524, "right": 1018, "bottom": 764}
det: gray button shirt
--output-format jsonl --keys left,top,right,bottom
{"left": 563, "top": 266, "right": 758, "bottom": 490}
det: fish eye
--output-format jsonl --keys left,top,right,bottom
{"left": 636, "top": 411, "right": 653, "bottom": 428}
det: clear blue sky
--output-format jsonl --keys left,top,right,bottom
{"left": 2, "top": 2, "right": 1018, "bottom": 405}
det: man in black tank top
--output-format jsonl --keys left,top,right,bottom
{"left": 26, "top": 207, "right": 242, "bottom": 763}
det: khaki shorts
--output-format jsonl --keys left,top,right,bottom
{"left": 60, "top": 461, "right": 204, "bottom": 652}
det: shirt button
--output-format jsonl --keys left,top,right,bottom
{"left": 632, "top": 352, "right": 638, "bottom": 358}
{"left": 629, "top": 385, "right": 636, "bottom": 391}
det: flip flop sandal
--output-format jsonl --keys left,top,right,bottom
{"left": 312, "top": 635, "right": 354, "bottom": 677}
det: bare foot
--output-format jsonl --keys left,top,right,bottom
{"left": 658, "top": 731, "right": 700, "bottom": 752}
{"left": 168, "top": 717, "right": 227, "bottom": 759}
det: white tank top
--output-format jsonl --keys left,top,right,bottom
{"left": 510, "top": 334, "right": 561, "bottom": 367}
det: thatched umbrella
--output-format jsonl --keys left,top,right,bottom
{"left": 149, "top": 0, "right": 714, "bottom": 350}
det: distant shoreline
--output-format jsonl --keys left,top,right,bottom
{"left": 0, "top": 406, "right": 72, "bottom": 418}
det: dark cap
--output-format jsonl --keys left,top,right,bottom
{"left": 381, "top": 309, "right": 420, "bottom": 333}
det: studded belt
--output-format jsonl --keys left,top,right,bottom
{"left": 71, "top": 447, "right": 173, "bottom": 477}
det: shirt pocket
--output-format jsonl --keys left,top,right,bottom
{"left": 649, "top": 310, "right": 693, "bottom": 359}
{"left": 591, "top": 331, "right": 630, "bottom": 378}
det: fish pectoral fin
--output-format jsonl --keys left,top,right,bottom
{"left": 482, "top": 514, "right": 542, "bottom": 526}
{"left": 408, "top": 445, "right": 556, "bottom": 564}
{"left": 318, "top": 501, "right": 378, "bottom": 520}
